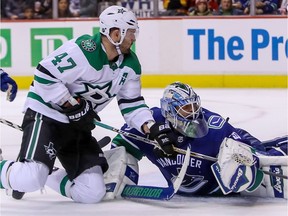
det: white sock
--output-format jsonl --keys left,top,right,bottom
{"left": 46, "top": 168, "right": 73, "bottom": 198}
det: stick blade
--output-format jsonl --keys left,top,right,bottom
{"left": 120, "top": 148, "right": 191, "bottom": 201}
{"left": 171, "top": 147, "right": 191, "bottom": 196}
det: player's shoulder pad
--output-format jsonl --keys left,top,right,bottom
{"left": 121, "top": 50, "right": 141, "bottom": 75}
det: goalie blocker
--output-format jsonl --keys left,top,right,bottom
{"left": 212, "top": 138, "right": 287, "bottom": 199}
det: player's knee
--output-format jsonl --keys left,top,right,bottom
{"left": 70, "top": 166, "right": 105, "bottom": 204}
{"left": 71, "top": 185, "right": 105, "bottom": 204}
{"left": 7, "top": 161, "right": 49, "bottom": 192}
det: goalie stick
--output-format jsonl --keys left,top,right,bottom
{"left": 94, "top": 120, "right": 288, "bottom": 180}
{"left": 0, "top": 117, "right": 111, "bottom": 148}
{"left": 121, "top": 147, "right": 190, "bottom": 200}
{"left": 95, "top": 120, "right": 217, "bottom": 161}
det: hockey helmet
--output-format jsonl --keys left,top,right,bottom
{"left": 160, "top": 82, "right": 208, "bottom": 138}
{"left": 99, "top": 6, "right": 139, "bottom": 46}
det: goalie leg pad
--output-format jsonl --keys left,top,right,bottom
{"left": 103, "top": 146, "right": 139, "bottom": 200}
{"left": 262, "top": 165, "right": 288, "bottom": 199}
{"left": 242, "top": 164, "right": 287, "bottom": 199}
{"left": 262, "top": 165, "right": 287, "bottom": 198}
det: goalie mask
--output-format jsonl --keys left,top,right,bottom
{"left": 160, "top": 82, "right": 208, "bottom": 138}
{"left": 99, "top": 6, "right": 139, "bottom": 46}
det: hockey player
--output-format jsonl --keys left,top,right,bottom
{"left": 0, "top": 68, "right": 18, "bottom": 102}
{"left": 0, "top": 6, "right": 175, "bottom": 204}
{"left": 110, "top": 82, "right": 287, "bottom": 199}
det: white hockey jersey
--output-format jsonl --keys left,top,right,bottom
{"left": 23, "top": 33, "right": 154, "bottom": 132}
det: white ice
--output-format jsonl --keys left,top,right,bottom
{"left": 0, "top": 88, "right": 287, "bottom": 216}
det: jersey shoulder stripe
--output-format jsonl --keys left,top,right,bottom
{"left": 27, "top": 91, "right": 52, "bottom": 108}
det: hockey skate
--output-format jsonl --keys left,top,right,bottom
{"left": 12, "top": 190, "right": 25, "bottom": 200}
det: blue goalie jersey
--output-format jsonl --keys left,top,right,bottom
{"left": 111, "top": 107, "right": 270, "bottom": 196}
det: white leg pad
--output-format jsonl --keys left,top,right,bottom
{"left": 242, "top": 165, "right": 287, "bottom": 199}
{"left": 103, "top": 146, "right": 139, "bottom": 200}
{"left": 1, "top": 160, "right": 49, "bottom": 192}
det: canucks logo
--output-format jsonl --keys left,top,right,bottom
{"left": 81, "top": 39, "right": 96, "bottom": 52}
{"left": 171, "top": 169, "right": 208, "bottom": 193}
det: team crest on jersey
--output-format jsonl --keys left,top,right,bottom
{"left": 44, "top": 142, "right": 56, "bottom": 160}
{"left": 81, "top": 39, "right": 96, "bottom": 52}
{"left": 76, "top": 82, "right": 116, "bottom": 109}
{"left": 207, "top": 115, "right": 225, "bottom": 129}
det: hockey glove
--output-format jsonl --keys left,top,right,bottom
{"left": 148, "top": 123, "right": 176, "bottom": 157}
{"left": 215, "top": 138, "right": 263, "bottom": 193}
{"left": 62, "top": 98, "right": 100, "bottom": 132}
{"left": 152, "top": 146, "right": 176, "bottom": 159}
{"left": 0, "top": 70, "right": 18, "bottom": 102}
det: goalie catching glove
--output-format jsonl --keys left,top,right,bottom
{"left": 62, "top": 98, "right": 100, "bottom": 132}
{"left": 211, "top": 138, "right": 264, "bottom": 194}
{"left": 148, "top": 123, "right": 176, "bottom": 157}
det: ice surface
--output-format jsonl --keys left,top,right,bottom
{"left": 0, "top": 89, "right": 287, "bottom": 216}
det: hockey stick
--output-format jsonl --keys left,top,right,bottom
{"left": 94, "top": 120, "right": 288, "bottom": 180}
{"left": 94, "top": 120, "right": 216, "bottom": 161}
{"left": 121, "top": 147, "right": 190, "bottom": 200}
{"left": 0, "top": 117, "right": 111, "bottom": 148}
{"left": 0, "top": 117, "right": 22, "bottom": 131}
